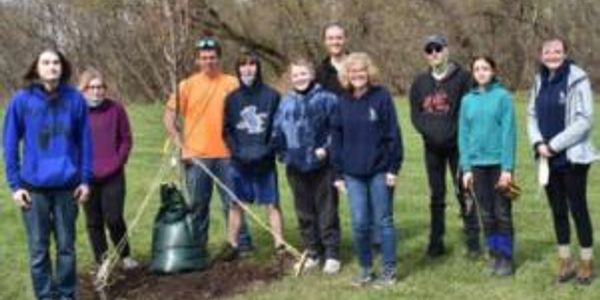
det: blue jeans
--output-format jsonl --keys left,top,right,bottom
{"left": 345, "top": 173, "right": 396, "bottom": 272}
{"left": 22, "top": 190, "right": 78, "bottom": 300}
{"left": 185, "top": 158, "right": 252, "bottom": 250}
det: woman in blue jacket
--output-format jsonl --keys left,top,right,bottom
{"left": 459, "top": 56, "right": 516, "bottom": 277}
{"left": 3, "top": 49, "right": 93, "bottom": 300}
{"left": 331, "top": 52, "right": 403, "bottom": 287}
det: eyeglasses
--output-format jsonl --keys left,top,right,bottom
{"left": 87, "top": 85, "right": 105, "bottom": 90}
{"left": 425, "top": 44, "right": 444, "bottom": 55}
{"left": 196, "top": 38, "right": 218, "bottom": 49}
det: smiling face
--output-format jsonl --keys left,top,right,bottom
{"left": 324, "top": 25, "right": 346, "bottom": 57}
{"left": 290, "top": 64, "right": 314, "bottom": 91}
{"left": 472, "top": 58, "right": 495, "bottom": 87}
{"left": 347, "top": 61, "right": 369, "bottom": 91}
{"left": 540, "top": 39, "right": 567, "bottom": 71}
{"left": 37, "top": 50, "right": 62, "bottom": 82}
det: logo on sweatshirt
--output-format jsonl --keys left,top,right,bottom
{"left": 423, "top": 90, "right": 450, "bottom": 114}
{"left": 369, "top": 107, "right": 378, "bottom": 122}
{"left": 237, "top": 105, "right": 267, "bottom": 134}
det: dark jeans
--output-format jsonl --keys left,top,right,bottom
{"left": 424, "top": 144, "right": 480, "bottom": 249}
{"left": 23, "top": 190, "right": 79, "bottom": 300}
{"left": 185, "top": 158, "right": 252, "bottom": 250}
{"left": 345, "top": 173, "right": 396, "bottom": 271}
{"left": 545, "top": 164, "right": 593, "bottom": 248}
{"left": 83, "top": 172, "right": 130, "bottom": 264}
{"left": 472, "top": 166, "right": 514, "bottom": 259}
{"left": 286, "top": 166, "right": 341, "bottom": 259}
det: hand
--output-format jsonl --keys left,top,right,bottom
{"left": 333, "top": 180, "right": 346, "bottom": 194}
{"left": 73, "top": 184, "right": 90, "bottom": 203}
{"left": 385, "top": 173, "right": 396, "bottom": 187}
{"left": 496, "top": 171, "right": 513, "bottom": 190}
{"left": 315, "top": 148, "right": 327, "bottom": 160}
{"left": 462, "top": 172, "right": 474, "bottom": 190}
{"left": 12, "top": 189, "right": 31, "bottom": 209}
{"left": 537, "top": 143, "right": 553, "bottom": 158}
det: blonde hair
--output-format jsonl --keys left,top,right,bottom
{"left": 77, "top": 67, "right": 105, "bottom": 91}
{"left": 289, "top": 57, "right": 315, "bottom": 75}
{"left": 338, "top": 52, "right": 380, "bottom": 90}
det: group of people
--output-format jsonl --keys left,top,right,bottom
{"left": 2, "top": 21, "right": 597, "bottom": 300}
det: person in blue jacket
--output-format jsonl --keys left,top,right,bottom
{"left": 459, "top": 56, "right": 517, "bottom": 277}
{"left": 3, "top": 49, "right": 93, "bottom": 300}
{"left": 272, "top": 58, "right": 342, "bottom": 274}
{"left": 221, "top": 49, "right": 285, "bottom": 260}
{"left": 331, "top": 52, "right": 403, "bottom": 287}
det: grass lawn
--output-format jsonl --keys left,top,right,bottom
{"left": 0, "top": 98, "right": 599, "bottom": 300}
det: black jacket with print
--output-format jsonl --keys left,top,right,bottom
{"left": 409, "top": 62, "right": 471, "bottom": 148}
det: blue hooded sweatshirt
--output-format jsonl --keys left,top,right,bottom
{"left": 272, "top": 83, "right": 337, "bottom": 172}
{"left": 3, "top": 83, "right": 93, "bottom": 191}
{"left": 331, "top": 85, "right": 403, "bottom": 178}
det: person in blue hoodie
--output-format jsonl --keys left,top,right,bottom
{"left": 272, "top": 58, "right": 342, "bottom": 274}
{"left": 221, "top": 49, "right": 284, "bottom": 260}
{"left": 3, "top": 49, "right": 93, "bottom": 300}
{"left": 331, "top": 52, "right": 403, "bottom": 287}
{"left": 459, "top": 56, "right": 516, "bottom": 277}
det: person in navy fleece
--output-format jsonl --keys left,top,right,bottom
{"left": 77, "top": 67, "right": 139, "bottom": 271}
{"left": 221, "top": 50, "right": 284, "bottom": 260}
{"left": 272, "top": 58, "right": 342, "bottom": 274}
{"left": 3, "top": 49, "right": 93, "bottom": 300}
{"left": 331, "top": 52, "right": 403, "bottom": 287}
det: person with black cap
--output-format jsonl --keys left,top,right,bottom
{"left": 163, "top": 36, "right": 253, "bottom": 259}
{"left": 409, "top": 34, "right": 481, "bottom": 259}
{"left": 220, "top": 49, "right": 285, "bottom": 260}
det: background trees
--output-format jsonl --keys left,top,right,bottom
{"left": 1, "top": 0, "right": 598, "bottom": 102}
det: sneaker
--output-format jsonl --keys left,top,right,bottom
{"left": 351, "top": 269, "right": 375, "bottom": 287}
{"left": 122, "top": 257, "right": 140, "bottom": 270}
{"left": 494, "top": 257, "right": 514, "bottom": 277}
{"left": 322, "top": 258, "right": 341, "bottom": 274}
{"left": 304, "top": 256, "right": 321, "bottom": 271}
{"left": 216, "top": 243, "right": 240, "bottom": 262}
{"left": 238, "top": 244, "right": 255, "bottom": 258}
{"left": 555, "top": 258, "right": 576, "bottom": 283}
{"left": 576, "top": 259, "right": 594, "bottom": 285}
{"left": 487, "top": 252, "right": 500, "bottom": 275}
{"left": 374, "top": 267, "right": 397, "bottom": 288}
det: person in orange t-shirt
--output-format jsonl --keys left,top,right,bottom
{"left": 163, "top": 37, "right": 253, "bottom": 255}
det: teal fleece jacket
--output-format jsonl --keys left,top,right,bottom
{"left": 458, "top": 81, "right": 516, "bottom": 172}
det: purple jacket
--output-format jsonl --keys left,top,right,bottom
{"left": 88, "top": 99, "right": 132, "bottom": 182}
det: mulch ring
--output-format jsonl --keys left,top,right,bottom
{"left": 78, "top": 256, "right": 294, "bottom": 300}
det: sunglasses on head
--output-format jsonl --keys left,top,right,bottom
{"left": 425, "top": 44, "right": 444, "bottom": 55}
{"left": 196, "top": 38, "right": 218, "bottom": 49}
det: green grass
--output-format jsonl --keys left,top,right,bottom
{"left": 1, "top": 99, "right": 599, "bottom": 300}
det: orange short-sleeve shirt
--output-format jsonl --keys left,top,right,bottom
{"left": 166, "top": 72, "right": 239, "bottom": 159}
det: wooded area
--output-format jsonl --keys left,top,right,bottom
{"left": 1, "top": 0, "right": 599, "bottom": 102}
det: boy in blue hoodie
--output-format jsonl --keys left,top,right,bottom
{"left": 3, "top": 49, "right": 93, "bottom": 300}
{"left": 272, "top": 58, "right": 342, "bottom": 274}
{"left": 221, "top": 50, "right": 284, "bottom": 259}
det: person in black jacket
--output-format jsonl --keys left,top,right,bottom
{"left": 221, "top": 49, "right": 284, "bottom": 260}
{"left": 332, "top": 52, "right": 403, "bottom": 287}
{"left": 316, "top": 23, "right": 347, "bottom": 95}
{"left": 409, "top": 34, "right": 481, "bottom": 258}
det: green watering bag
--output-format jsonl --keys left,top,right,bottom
{"left": 150, "top": 183, "right": 209, "bottom": 273}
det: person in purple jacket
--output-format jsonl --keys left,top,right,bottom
{"left": 3, "top": 49, "right": 92, "bottom": 300}
{"left": 77, "top": 67, "right": 139, "bottom": 271}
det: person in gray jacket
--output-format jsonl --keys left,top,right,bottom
{"left": 527, "top": 37, "right": 599, "bottom": 285}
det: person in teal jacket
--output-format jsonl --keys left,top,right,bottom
{"left": 459, "top": 56, "right": 516, "bottom": 277}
